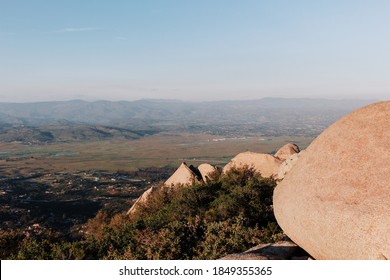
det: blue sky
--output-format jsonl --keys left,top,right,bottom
{"left": 0, "top": 0, "right": 389, "bottom": 102}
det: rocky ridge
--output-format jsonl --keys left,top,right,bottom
{"left": 127, "top": 143, "right": 301, "bottom": 216}
{"left": 126, "top": 142, "right": 304, "bottom": 258}
{"left": 128, "top": 162, "right": 219, "bottom": 216}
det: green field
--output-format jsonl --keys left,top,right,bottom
{"left": 0, "top": 133, "right": 314, "bottom": 175}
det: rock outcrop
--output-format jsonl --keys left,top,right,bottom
{"left": 127, "top": 185, "right": 159, "bottom": 215}
{"left": 223, "top": 151, "right": 283, "bottom": 178}
{"left": 128, "top": 162, "right": 216, "bottom": 216}
{"left": 164, "top": 162, "right": 202, "bottom": 187}
{"left": 220, "top": 240, "right": 309, "bottom": 260}
{"left": 274, "top": 101, "right": 390, "bottom": 259}
{"left": 274, "top": 143, "right": 300, "bottom": 160}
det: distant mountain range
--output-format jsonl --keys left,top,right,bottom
{"left": 0, "top": 98, "right": 378, "bottom": 143}
{"left": 0, "top": 98, "right": 376, "bottom": 125}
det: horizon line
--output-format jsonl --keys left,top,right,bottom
{"left": 0, "top": 96, "right": 381, "bottom": 104}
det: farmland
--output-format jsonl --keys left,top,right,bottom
{"left": 0, "top": 133, "right": 313, "bottom": 175}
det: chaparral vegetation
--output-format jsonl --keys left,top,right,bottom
{"left": 0, "top": 166, "right": 283, "bottom": 260}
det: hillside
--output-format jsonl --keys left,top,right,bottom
{"left": 0, "top": 124, "right": 155, "bottom": 144}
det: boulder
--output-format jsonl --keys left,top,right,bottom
{"left": 128, "top": 162, "right": 211, "bottom": 216}
{"left": 164, "top": 162, "right": 202, "bottom": 187}
{"left": 223, "top": 151, "right": 283, "bottom": 178}
{"left": 274, "top": 101, "right": 390, "bottom": 259}
{"left": 127, "top": 185, "right": 159, "bottom": 216}
{"left": 274, "top": 143, "right": 300, "bottom": 160}
{"left": 220, "top": 240, "right": 299, "bottom": 260}
{"left": 197, "top": 163, "right": 216, "bottom": 182}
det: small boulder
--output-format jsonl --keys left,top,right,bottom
{"left": 274, "top": 143, "right": 300, "bottom": 160}
{"left": 198, "top": 163, "right": 216, "bottom": 182}
{"left": 220, "top": 240, "right": 299, "bottom": 260}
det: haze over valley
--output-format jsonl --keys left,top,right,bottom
{"left": 0, "top": 98, "right": 375, "bottom": 142}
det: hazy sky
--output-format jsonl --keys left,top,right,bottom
{"left": 1, "top": 0, "right": 389, "bottom": 102}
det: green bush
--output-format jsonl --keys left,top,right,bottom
{"left": 0, "top": 230, "right": 24, "bottom": 259}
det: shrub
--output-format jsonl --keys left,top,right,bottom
{"left": 0, "top": 230, "right": 24, "bottom": 259}
{"left": 196, "top": 215, "right": 266, "bottom": 259}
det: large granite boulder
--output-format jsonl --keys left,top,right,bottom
{"left": 223, "top": 151, "right": 283, "bottom": 178}
{"left": 274, "top": 101, "right": 390, "bottom": 259}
